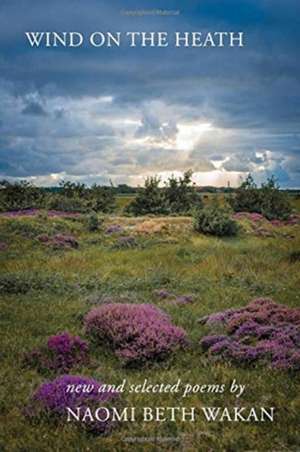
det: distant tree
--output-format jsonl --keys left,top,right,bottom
{"left": 126, "top": 176, "right": 167, "bottom": 216}
{"left": 260, "top": 176, "right": 291, "bottom": 220}
{"left": 48, "top": 181, "right": 115, "bottom": 213}
{"left": 0, "top": 180, "right": 45, "bottom": 211}
{"left": 164, "top": 170, "right": 202, "bottom": 214}
{"left": 229, "top": 174, "right": 291, "bottom": 220}
{"left": 126, "top": 171, "right": 201, "bottom": 216}
{"left": 229, "top": 174, "right": 261, "bottom": 213}
{"left": 87, "top": 184, "right": 115, "bottom": 213}
{"left": 59, "top": 181, "right": 86, "bottom": 198}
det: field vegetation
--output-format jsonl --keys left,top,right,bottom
{"left": 0, "top": 176, "right": 300, "bottom": 451}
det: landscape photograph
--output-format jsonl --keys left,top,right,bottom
{"left": 0, "top": 1, "right": 300, "bottom": 451}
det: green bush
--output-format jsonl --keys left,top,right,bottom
{"left": 164, "top": 170, "right": 202, "bottom": 214}
{"left": 229, "top": 175, "right": 291, "bottom": 220}
{"left": 45, "top": 182, "right": 116, "bottom": 213}
{"left": 0, "top": 179, "right": 116, "bottom": 214}
{"left": 289, "top": 250, "right": 300, "bottom": 263}
{"left": 126, "top": 171, "right": 201, "bottom": 216}
{"left": 194, "top": 205, "right": 238, "bottom": 237}
{"left": 0, "top": 272, "right": 68, "bottom": 294}
{"left": 259, "top": 177, "right": 292, "bottom": 220}
{"left": 0, "top": 180, "right": 45, "bottom": 212}
{"left": 126, "top": 176, "right": 167, "bottom": 216}
{"left": 86, "top": 212, "right": 101, "bottom": 232}
{"left": 46, "top": 193, "right": 87, "bottom": 212}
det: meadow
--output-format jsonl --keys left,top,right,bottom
{"left": 0, "top": 201, "right": 300, "bottom": 451}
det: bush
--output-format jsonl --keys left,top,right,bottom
{"left": 126, "top": 176, "right": 167, "bottom": 216}
{"left": 25, "top": 375, "right": 120, "bottom": 435}
{"left": 200, "top": 298, "right": 300, "bottom": 371}
{"left": 164, "top": 170, "right": 202, "bottom": 214}
{"left": 105, "top": 224, "right": 123, "bottom": 234}
{"left": 194, "top": 205, "right": 238, "bottom": 236}
{"left": 46, "top": 194, "right": 87, "bottom": 213}
{"left": 86, "top": 212, "right": 101, "bottom": 232}
{"left": 0, "top": 272, "right": 68, "bottom": 294}
{"left": 23, "top": 332, "right": 89, "bottom": 374}
{"left": 289, "top": 250, "right": 300, "bottom": 263}
{"left": 260, "top": 177, "right": 292, "bottom": 220}
{"left": 84, "top": 303, "right": 187, "bottom": 365}
{"left": 37, "top": 233, "right": 79, "bottom": 249}
{"left": 112, "top": 236, "right": 137, "bottom": 249}
{"left": 0, "top": 179, "right": 116, "bottom": 214}
{"left": 229, "top": 175, "right": 292, "bottom": 220}
{"left": 0, "top": 180, "right": 45, "bottom": 212}
{"left": 126, "top": 171, "right": 201, "bottom": 216}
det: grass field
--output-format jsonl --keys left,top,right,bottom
{"left": 0, "top": 210, "right": 300, "bottom": 451}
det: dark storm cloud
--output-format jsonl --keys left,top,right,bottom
{"left": 0, "top": 0, "right": 299, "bottom": 186}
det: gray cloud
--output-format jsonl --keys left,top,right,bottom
{"left": 0, "top": 0, "right": 299, "bottom": 186}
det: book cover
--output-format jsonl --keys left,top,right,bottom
{"left": 0, "top": 1, "right": 299, "bottom": 451}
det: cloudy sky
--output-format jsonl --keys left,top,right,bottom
{"left": 0, "top": 0, "right": 299, "bottom": 187}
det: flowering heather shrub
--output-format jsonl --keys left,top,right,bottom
{"left": 153, "top": 288, "right": 174, "bottom": 299}
{"left": 172, "top": 294, "right": 195, "bottom": 305}
{"left": 25, "top": 375, "right": 119, "bottom": 435}
{"left": 37, "top": 233, "right": 79, "bottom": 249}
{"left": 233, "top": 212, "right": 265, "bottom": 222}
{"left": 113, "top": 236, "right": 137, "bottom": 249}
{"left": 84, "top": 303, "right": 187, "bottom": 365}
{"left": 105, "top": 224, "right": 123, "bottom": 234}
{"left": 24, "top": 332, "right": 89, "bottom": 374}
{"left": 286, "top": 214, "right": 300, "bottom": 225}
{"left": 200, "top": 298, "right": 300, "bottom": 371}
{"left": 153, "top": 289, "right": 195, "bottom": 305}
{"left": 0, "top": 241, "right": 8, "bottom": 251}
{"left": 0, "top": 209, "right": 81, "bottom": 218}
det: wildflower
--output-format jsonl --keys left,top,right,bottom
{"left": 84, "top": 303, "right": 187, "bottom": 365}
{"left": 200, "top": 299, "right": 300, "bottom": 371}
{"left": 25, "top": 375, "right": 119, "bottom": 434}
{"left": 24, "top": 332, "right": 89, "bottom": 374}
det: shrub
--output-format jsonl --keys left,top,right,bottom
{"left": 84, "top": 303, "right": 187, "bottom": 365}
{"left": 260, "top": 177, "right": 292, "bottom": 220}
{"left": 0, "top": 180, "right": 45, "bottom": 212}
{"left": 87, "top": 184, "right": 116, "bottom": 213}
{"left": 46, "top": 194, "right": 87, "bottom": 213}
{"left": 126, "top": 176, "right": 167, "bottom": 216}
{"left": 153, "top": 288, "right": 174, "bottom": 299}
{"left": 194, "top": 205, "right": 238, "bottom": 236}
{"left": 4, "top": 218, "right": 50, "bottom": 238}
{"left": 25, "top": 375, "right": 120, "bottom": 435}
{"left": 289, "top": 250, "right": 300, "bottom": 263}
{"left": 126, "top": 171, "right": 201, "bottom": 216}
{"left": 86, "top": 212, "right": 101, "bottom": 232}
{"left": 229, "top": 175, "right": 261, "bottom": 214}
{"left": 200, "top": 298, "right": 300, "bottom": 371}
{"left": 0, "top": 241, "right": 8, "bottom": 251}
{"left": 172, "top": 294, "right": 195, "bottom": 305}
{"left": 113, "top": 236, "right": 137, "bottom": 249}
{"left": 105, "top": 224, "right": 123, "bottom": 234}
{"left": 23, "top": 332, "right": 89, "bottom": 374}
{"left": 164, "top": 170, "right": 202, "bottom": 214}
{"left": 0, "top": 272, "right": 68, "bottom": 294}
{"left": 229, "top": 175, "right": 292, "bottom": 220}
{"left": 37, "top": 233, "right": 79, "bottom": 249}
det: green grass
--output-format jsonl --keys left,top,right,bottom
{"left": 0, "top": 214, "right": 300, "bottom": 451}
